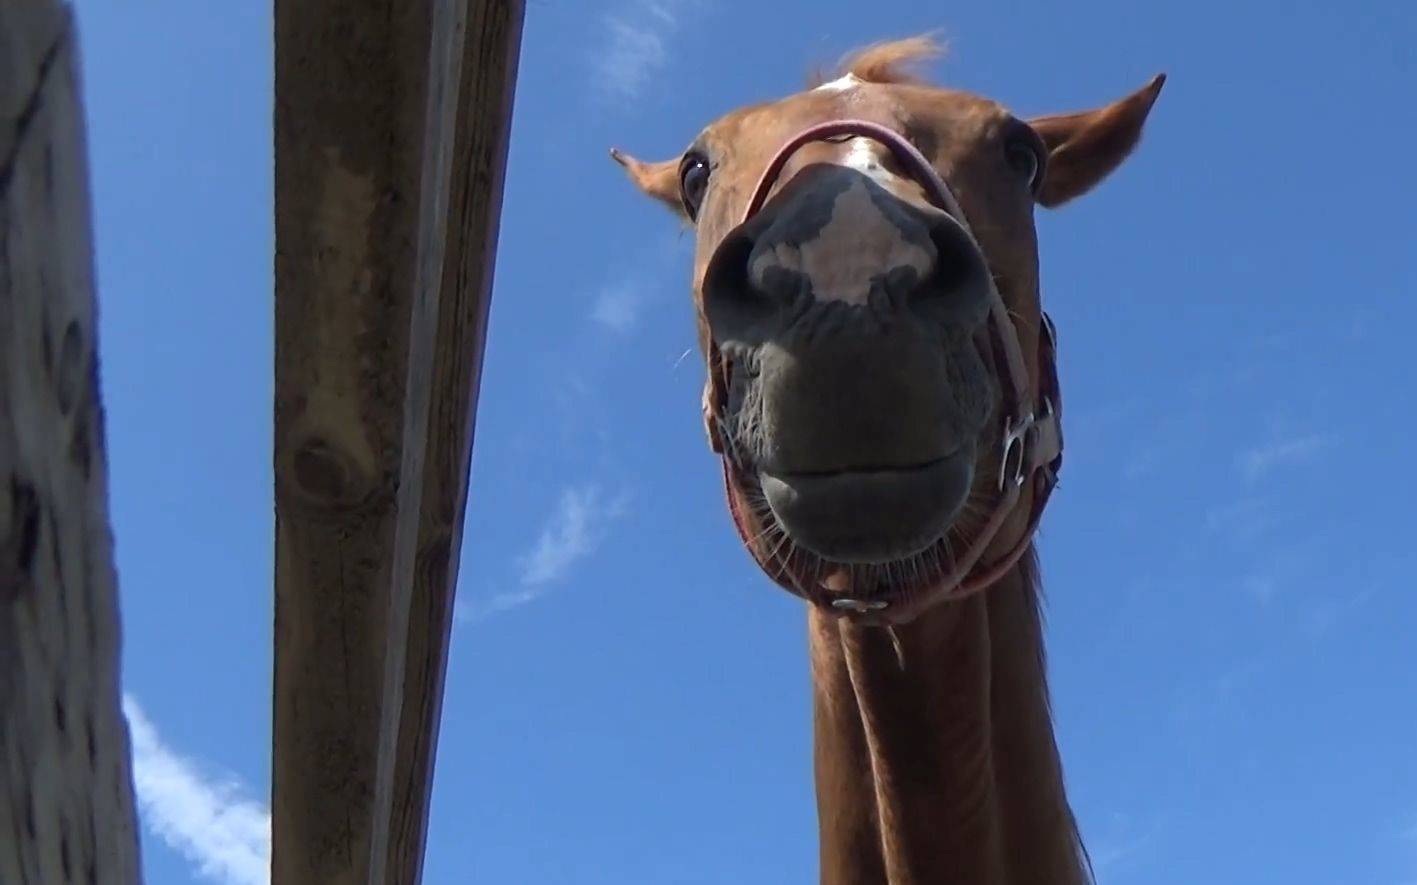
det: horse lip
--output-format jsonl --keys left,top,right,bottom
{"left": 757, "top": 449, "right": 974, "bottom": 564}
{"left": 760, "top": 454, "right": 956, "bottom": 483}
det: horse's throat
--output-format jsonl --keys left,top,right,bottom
{"left": 807, "top": 572, "right": 1087, "bottom": 885}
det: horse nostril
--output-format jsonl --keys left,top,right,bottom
{"left": 702, "top": 231, "right": 794, "bottom": 348}
{"left": 906, "top": 219, "right": 993, "bottom": 326}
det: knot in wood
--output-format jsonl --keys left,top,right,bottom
{"left": 289, "top": 435, "right": 373, "bottom": 510}
{"left": 55, "top": 319, "right": 84, "bottom": 416}
{"left": 1, "top": 477, "right": 41, "bottom": 602}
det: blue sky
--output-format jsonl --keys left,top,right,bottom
{"left": 68, "top": 0, "right": 1415, "bottom": 883}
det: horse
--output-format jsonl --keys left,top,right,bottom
{"left": 610, "top": 35, "right": 1164, "bottom": 885}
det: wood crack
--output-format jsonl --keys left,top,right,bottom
{"left": 0, "top": 19, "right": 68, "bottom": 200}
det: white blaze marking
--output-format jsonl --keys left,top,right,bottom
{"left": 748, "top": 178, "right": 934, "bottom": 305}
{"left": 814, "top": 73, "right": 861, "bottom": 93}
{"left": 842, "top": 137, "right": 890, "bottom": 185}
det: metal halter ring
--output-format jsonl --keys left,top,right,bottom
{"left": 997, "top": 396, "right": 1054, "bottom": 491}
{"left": 830, "top": 597, "right": 890, "bottom": 614}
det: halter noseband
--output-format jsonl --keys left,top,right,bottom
{"left": 703, "top": 119, "right": 1064, "bottom": 625}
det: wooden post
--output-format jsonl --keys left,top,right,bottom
{"left": 272, "top": 0, "right": 523, "bottom": 883}
{"left": 0, "top": 3, "right": 145, "bottom": 884}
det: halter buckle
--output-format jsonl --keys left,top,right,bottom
{"left": 998, "top": 411, "right": 1034, "bottom": 491}
{"left": 998, "top": 395, "right": 1054, "bottom": 491}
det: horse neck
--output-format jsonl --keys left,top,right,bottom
{"left": 806, "top": 551, "right": 1090, "bottom": 885}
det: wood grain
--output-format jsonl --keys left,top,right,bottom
{"left": 272, "top": 0, "right": 522, "bottom": 882}
{"left": 1, "top": 3, "right": 145, "bottom": 883}
{"left": 366, "top": 0, "right": 524, "bottom": 883}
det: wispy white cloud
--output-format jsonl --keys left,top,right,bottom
{"left": 592, "top": 0, "right": 703, "bottom": 104}
{"left": 457, "top": 483, "right": 631, "bottom": 623}
{"left": 588, "top": 225, "right": 692, "bottom": 337}
{"left": 1089, "top": 836, "right": 1146, "bottom": 877}
{"left": 1235, "top": 543, "right": 1312, "bottom": 602}
{"left": 1204, "top": 495, "right": 1277, "bottom": 544}
{"left": 1086, "top": 811, "right": 1160, "bottom": 879}
{"left": 1238, "top": 431, "right": 1336, "bottom": 483}
{"left": 123, "top": 695, "right": 270, "bottom": 885}
{"left": 591, "top": 280, "right": 643, "bottom": 334}
{"left": 1197, "top": 427, "right": 1339, "bottom": 603}
{"left": 1395, "top": 817, "right": 1417, "bottom": 885}
{"left": 598, "top": 16, "right": 668, "bottom": 103}
{"left": 1296, "top": 581, "right": 1376, "bottom": 638}
{"left": 519, "top": 484, "right": 631, "bottom": 584}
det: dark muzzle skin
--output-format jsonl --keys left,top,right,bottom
{"left": 701, "top": 162, "right": 999, "bottom": 563}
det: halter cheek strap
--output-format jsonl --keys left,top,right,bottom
{"left": 703, "top": 119, "right": 1064, "bottom": 624}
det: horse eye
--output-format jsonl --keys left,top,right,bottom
{"left": 679, "top": 153, "right": 711, "bottom": 220}
{"left": 1004, "top": 138, "right": 1043, "bottom": 193}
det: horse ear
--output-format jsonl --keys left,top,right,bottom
{"left": 610, "top": 148, "right": 686, "bottom": 217}
{"left": 1027, "top": 73, "right": 1166, "bottom": 209}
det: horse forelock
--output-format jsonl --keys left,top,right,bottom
{"left": 807, "top": 33, "right": 949, "bottom": 89}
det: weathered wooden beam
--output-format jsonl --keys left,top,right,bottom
{"left": 1, "top": 4, "right": 145, "bottom": 884}
{"left": 272, "top": 0, "right": 522, "bottom": 883}
{"left": 364, "top": 1, "right": 525, "bottom": 883}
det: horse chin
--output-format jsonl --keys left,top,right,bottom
{"left": 757, "top": 447, "right": 974, "bottom": 565}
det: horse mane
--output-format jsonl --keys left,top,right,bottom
{"left": 1014, "top": 548, "right": 1096, "bottom": 884}
{"left": 807, "top": 34, "right": 947, "bottom": 87}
